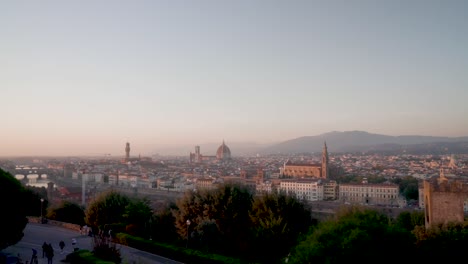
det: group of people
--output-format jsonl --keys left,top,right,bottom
{"left": 41, "top": 242, "right": 60, "bottom": 264}
{"left": 14, "top": 240, "right": 68, "bottom": 264}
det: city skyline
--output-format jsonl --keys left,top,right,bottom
{"left": 1, "top": 1, "right": 468, "bottom": 156}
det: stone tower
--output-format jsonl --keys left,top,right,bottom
{"left": 257, "top": 168, "right": 265, "bottom": 183}
{"left": 423, "top": 178, "right": 468, "bottom": 228}
{"left": 125, "top": 142, "right": 130, "bottom": 161}
{"left": 321, "top": 141, "right": 329, "bottom": 179}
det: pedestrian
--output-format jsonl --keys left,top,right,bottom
{"left": 30, "top": 248, "right": 38, "bottom": 264}
{"left": 16, "top": 253, "right": 23, "bottom": 264}
{"left": 59, "top": 240, "right": 65, "bottom": 254}
{"left": 45, "top": 243, "right": 54, "bottom": 264}
{"left": 42, "top": 242, "right": 47, "bottom": 258}
{"left": 71, "top": 238, "right": 77, "bottom": 252}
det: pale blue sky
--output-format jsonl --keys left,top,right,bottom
{"left": 1, "top": 0, "right": 467, "bottom": 156}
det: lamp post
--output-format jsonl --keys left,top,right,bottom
{"left": 186, "top": 219, "right": 191, "bottom": 248}
{"left": 40, "top": 198, "right": 44, "bottom": 223}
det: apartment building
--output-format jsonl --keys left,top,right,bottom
{"left": 279, "top": 179, "right": 324, "bottom": 201}
{"left": 323, "top": 180, "right": 338, "bottom": 200}
{"left": 339, "top": 183, "right": 399, "bottom": 206}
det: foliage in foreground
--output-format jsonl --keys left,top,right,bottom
{"left": 85, "top": 190, "right": 131, "bottom": 229}
{"left": 47, "top": 201, "right": 85, "bottom": 226}
{"left": 173, "top": 184, "right": 253, "bottom": 256}
{"left": 288, "top": 206, "right": 415, "bottom": 264}
{"left": 288, "top": 205, "right": 468, "bottom": 264}
{"left": 92, "top": 236, "right": 122, "bottom": 264}
{"left": 0, "top": 169, "right": 28, "bottom": 250}
{"left": 65, "top": 249, "right": 114, "bottom": 264}
{"left": 73, "top": 184, "right": 468, "bottom": 264}
{"left": 85, "top": 190, "right": 153, "bottom": 237}
{"left": 413, "top": 221, "right": 468, "bottom": 260}
{"left": 172, "top": 184, "right": 312, "bottom": 262}
{"left": 115, "top": 232, "right": 247, "bottom": 264}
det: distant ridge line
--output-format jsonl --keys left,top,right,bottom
{"left": 259, "top": 130, "right": 468, "bottom": 155}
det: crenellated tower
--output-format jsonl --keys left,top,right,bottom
{"left": 125, "top": 142, "right": 130, "bottom": 161}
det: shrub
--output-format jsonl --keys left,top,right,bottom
{"left": 92, "top": 236, "right": 122, "bottom": 264}
{"left": 65, "top": 249, "right": 114, "bottom": 264}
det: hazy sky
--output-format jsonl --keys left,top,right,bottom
{"left": 1, "top": 0, "right": 467, "bottom": 156}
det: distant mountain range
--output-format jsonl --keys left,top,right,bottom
{"left": 150, "top": 131, "right": 468, "bottom": 156}
{"left": 258, "top": 131, "right": 468, "bottom": 155}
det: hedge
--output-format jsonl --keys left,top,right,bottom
{"left": 64, "top": 249, "right": 114, "bottom": 264}
{"left": 115, "top": 233, "right": 251, "bottom": 264}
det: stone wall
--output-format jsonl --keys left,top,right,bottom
{"left": 424, "top": 179, "right": 468, "bottom": 228}
{"left": 27, "top": 217, "right": 81, "bottom": 232}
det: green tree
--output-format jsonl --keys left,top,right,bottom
{"left": 123, "top": 198, "right": 152, "bottom": 237}
{"left": 0, "top": 169, "right": 28, "bottom": 250}
{"left": 288, "top": 206, "right": 414, "bottom": 264}
{"left": 47, "top": 201, "right": 85, "bottom": 226}
{"left": 151, "top": 203, "right": 177, "bottom": 242}
{"left": 85, "top": 190, "right": 130, "bottom": 229}
{"left": 173, "top": 184, "right": 253, "bottom": 255}
{"left": 392, "top": 176, "right": 419, "bottom": 200}
{"left": 22, "top": 186, "right": 48, "bottom": 217}
{"left": 248, "top": 192, "right": 313, "bottom": 263}
{"left": 413, "top": 221, "right": 468, "bottom": 261}
{"left": 395, "top": 210, "right": 424, "bottom": 231}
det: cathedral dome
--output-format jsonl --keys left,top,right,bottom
{"left": 216, "top": 141, "right": 231, "bottom": 160}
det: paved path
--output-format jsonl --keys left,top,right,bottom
{"left": 1, "top": 223, "right": 183, "bottom": 264}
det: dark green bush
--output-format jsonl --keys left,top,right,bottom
{"left": 115, "top": 233, "right": 250, "bottom": 264}
{"left": 65, "top": 249, "right": 114, "bottom": 264}
{"left": 92, "top": 236, "right": 122, "bottom": 264}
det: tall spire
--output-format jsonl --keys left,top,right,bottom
{"left": 322, "top": 141, "right": 329, "bottom": 178}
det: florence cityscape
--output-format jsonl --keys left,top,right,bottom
{"left": 1, "top": 1, "right": 468, "bottom": 264}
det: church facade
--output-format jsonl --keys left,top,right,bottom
{"left": 280, "top": 142, "right": 329, "bottom": 179}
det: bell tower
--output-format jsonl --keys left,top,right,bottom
{"left": 125, "top": 142, "right": 130, "bottom": 161}
{"left": 321, "top": 141, "right": 329, "bottom": 179}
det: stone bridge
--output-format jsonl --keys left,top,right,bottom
{"left": 12, "top": 165, "right": 58, "bottom": 179}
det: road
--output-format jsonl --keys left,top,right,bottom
{"left": 1, "top": 223, "right": 183, "bottom": 264}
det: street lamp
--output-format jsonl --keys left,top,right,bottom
{"left": 186, "top": 219, "right": 191, "bottom": 248}
{"left": 40, "top": 198, "right": 44, "bottom": 223}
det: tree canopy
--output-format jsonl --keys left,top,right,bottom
{"left": 249, "top": 191, "right": 312, "bottom": 262}
{"left": 391, "top": 176, "right": 419, "bottom": 201}
{"left": 173, "top": 184, "right": 253, "bottom": 255}
{"left": 85, "top": 190, "right": 155, "bottom": 237}
{"left": 172, "top": 184, "right": 313, "bottom": 262}
{"left": 413, "top": 222, "right": 468, "bottom": 260}
{"left": 0, "top": 169, "right": 28, "bottom": 250}
{"left": 85, "top": 190, "right": 131, "bottom": 229}
{"left": 47, "top": 201, "right": 85, "bottom": 226}
{"left": 288, "top": 206, "right": 414, "bottom": 264}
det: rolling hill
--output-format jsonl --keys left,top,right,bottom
{"left": 259, "top": 131, "right": 468, "bottom": 154}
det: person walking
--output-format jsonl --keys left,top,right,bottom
{"left": 45, "top": 243, "right": 54, "bottom": 264}
{"left": 59, "top": 240, "right": 65, "bottom": 254}
{"left": 71, "top": 238, "right": 78, "bottom": 252}
{"left": 41, "top": 242, "right": 47, "bottom": 258}
{"left": 30, "top": 248, "right": 38, "bottom": 264}
{"left": 15, "top": 253, "right": 23, "bottom": 264}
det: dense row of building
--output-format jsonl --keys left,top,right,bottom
{"left": 125, "top": 141, "right": 405, "bottom": 206}
{"left": 7, "top": 141, "right": 467, "bottom": 210}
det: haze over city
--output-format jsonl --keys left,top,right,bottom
{"left": 1, "top": 0, "right": 467, "bottom": 156}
